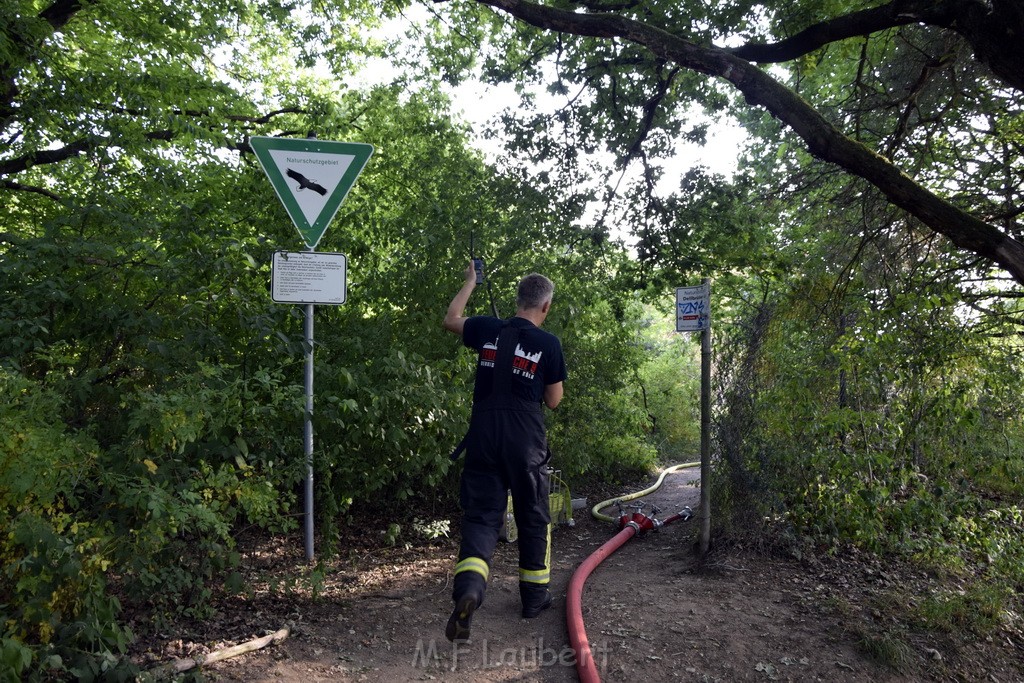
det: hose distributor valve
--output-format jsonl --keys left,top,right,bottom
{"left": 617, "top": 502, "right": 661, "bottom": 534}
{"left": 615, "top": 501, "right": 631, "bottom": 530}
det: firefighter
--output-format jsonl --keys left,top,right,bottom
{"left": 442, "top": 262, "right": 567, "bottom": 642}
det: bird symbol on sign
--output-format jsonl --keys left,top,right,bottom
{"left": 286, "top": 168, "right": 328, "bottom": 196}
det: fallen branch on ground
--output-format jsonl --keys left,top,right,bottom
{"left": 145, "top": 627, "right": 290, "bottom": 679}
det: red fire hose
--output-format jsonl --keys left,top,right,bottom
{"left": 566, "top": 525, "right": 634, "bottom": 683}
{"left": 566, "top": 507, "right": 692, "bottom": 682}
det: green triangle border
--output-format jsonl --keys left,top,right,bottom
{"left": 250, "top": 136, "right": 374, "bottom": 249}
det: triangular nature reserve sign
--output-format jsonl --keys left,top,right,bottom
{"left": 249, "top": 136, "right": 374, "bottom": 249}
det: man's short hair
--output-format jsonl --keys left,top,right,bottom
{"left": 516, "top": 273, "right": 554, "bottom": 310}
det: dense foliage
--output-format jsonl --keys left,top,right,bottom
{"left": 4, "top": 0, "right": 1023, "bottom": 676}
{"left": 417, "top": 0, "right": 1024, "bottom": 281}
{"left": 699, "top": 15, "right": 1024, "bottom": 632}
{"left": 405, "top": 0, "right": 1024, "bottom": 653}
{"left": 0, "top": 1, "right": 670, "bottom": 678}
{"left": 707, "top": 162, "right": 1024, "bottom": 648}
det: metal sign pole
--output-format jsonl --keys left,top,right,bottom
{"left": 253, "top": 135, "right": 369, "bottom": 563}
{"left": 304, "top": 298, "right": 315, "bottom": 562}
{"left": 675, "top": 280, "right": 712, "bottom": 556}
{"left": 699, "top": 278, "right": 712, "bottom": 555}
{"left": 268, "top": 249, "right": 347, "bottom": 563}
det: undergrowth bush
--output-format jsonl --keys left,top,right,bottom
{"left": 710, "top": 260, "right": 1024, "bottom": 638}
{"left": 1, "top": 369, "right": 134, "bottom": 680}
{"left": 549, "top": 389, "right": 660, "bottom": 484}
{"left": 0, "top": 363, "right": 308, "bottom": 678}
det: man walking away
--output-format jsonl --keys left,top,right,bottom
{"left": 442, "top": 261, "right": 566, "bottom": 642}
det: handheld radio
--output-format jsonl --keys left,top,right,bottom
{"left": 471, "top": 232, "right": 485, "bottom": 285}
{"left": 470, "top": 231, "right": 500, "bottom": 318}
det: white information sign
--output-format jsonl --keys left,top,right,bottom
{"left": 676, "top": 282, "right": 711, "bottom": 332}
{"left": 271, "top": 251, "right": 347, "bottom": 305}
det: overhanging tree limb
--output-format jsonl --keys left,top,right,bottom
{"left": 728, "top": 0, "right": 1024, "bottom": 94}
{"left": 105, "top": 105, "right": 306, "bottom": 125}
{"left": 0, "top": 132, "right": 177, "bottom": 176}
{"left": 0, "top": 179, "right": 63, "bottom": 201}
{"left": 472, "top": 0, "right": 1024, "bottom": 285}
{"left": 0, "top": 106, "right": 307, "bottom": 177}
{"left": 728, "top": 1, "right": 924, "bottom": 64}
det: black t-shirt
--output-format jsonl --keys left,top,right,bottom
{"left": 463, "top": 316, "right": 567, "bottom": 404}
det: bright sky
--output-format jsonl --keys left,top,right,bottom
{"left": 446, "top": 78, "right": 746, "bottom": 180}
{"left": 441, "top": 78, "right": 747, "bottom": 248}
{"left": 349, "top": 11, "right": 749, "bottom": 247}
{"left": 353, "top": 6, "right": 747, "bottom": 181}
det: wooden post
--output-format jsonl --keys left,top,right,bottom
{"left": 699, "top": 278, "right": 712, "bottom": 555}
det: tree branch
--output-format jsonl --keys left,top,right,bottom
{"left": 105, "top": 105, "right": 306, "bottom": 125}
{"left": 728, "top": 0, "right": 1024, "bottom": 93}
{"left": 0, "top": 138, "right": 95, "bottom": 176}
{"left": 0, "top": 179, "right": 63, "bottom": 201}
{"left": 148, "top": 627, "right": 290, "bottom": 678}
{"left": 0, "top": 103, "right": 307, "bottom": 176}
{"left": 473, "top": 0, "right": 1024, "bottom": 284}
{"left": 38, "top": 0, "right": 84, "bottom": 30}
{"left": 728, "top": 0, "right": 924, "bottom": 64}
{"left": 0, "top": 131, "right": 178, "bottom": 176}
{"left": 883, "top": 52, "right": 955, "bottom": 159}
{"left": 624, "top": 63, "right": 678, "bottom": 162}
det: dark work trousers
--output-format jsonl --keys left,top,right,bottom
{"left": 452, "top": 399, "right": 552, "bottom": 609}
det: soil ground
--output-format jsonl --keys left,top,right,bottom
{"left": 134, "top": 470, "right": 1024, "bottom": 682}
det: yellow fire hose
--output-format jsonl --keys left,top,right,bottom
{"left": 589, "top": 461, "right": 701, "bottom": 523}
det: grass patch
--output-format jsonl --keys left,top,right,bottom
{"left": 819, "top": 594, "right": 855, "bottom": 618}
{"left": 912, "top": 584, "right": 1009, "bottom": 636}
{"left": 857, "top": 628, "right": 914, "bottom": 672}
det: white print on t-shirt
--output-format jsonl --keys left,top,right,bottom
{"left": 478, "top": 338, "right": 542, "bottom": 379}
{"left": 512, "top": 343, "right": 541, "bottom": 380}
{"left": 480, "top": 339, "right": 497, "bottom": 368}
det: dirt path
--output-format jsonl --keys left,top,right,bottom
{"left": 139, "top": 470, "right": 1023, "bottom": 682}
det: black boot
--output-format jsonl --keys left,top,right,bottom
{"left": 445, "top": 594, "right": 478, "bottom": 642}
{"left": 447, "top": 572, "right": 486, "bottom": 642}
{"left": 520, "top": 583, "right": 552, "bottom": 618}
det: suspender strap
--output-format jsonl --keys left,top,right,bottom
{"left": 491, "top": 322, "right": 520, "bottom": 399}
{"left": 450, "top": 433, "right": 469, "bottom": 460}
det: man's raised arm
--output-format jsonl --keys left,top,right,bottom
{"left": 443, "top": 261, "right": 478, "bottom": 336}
